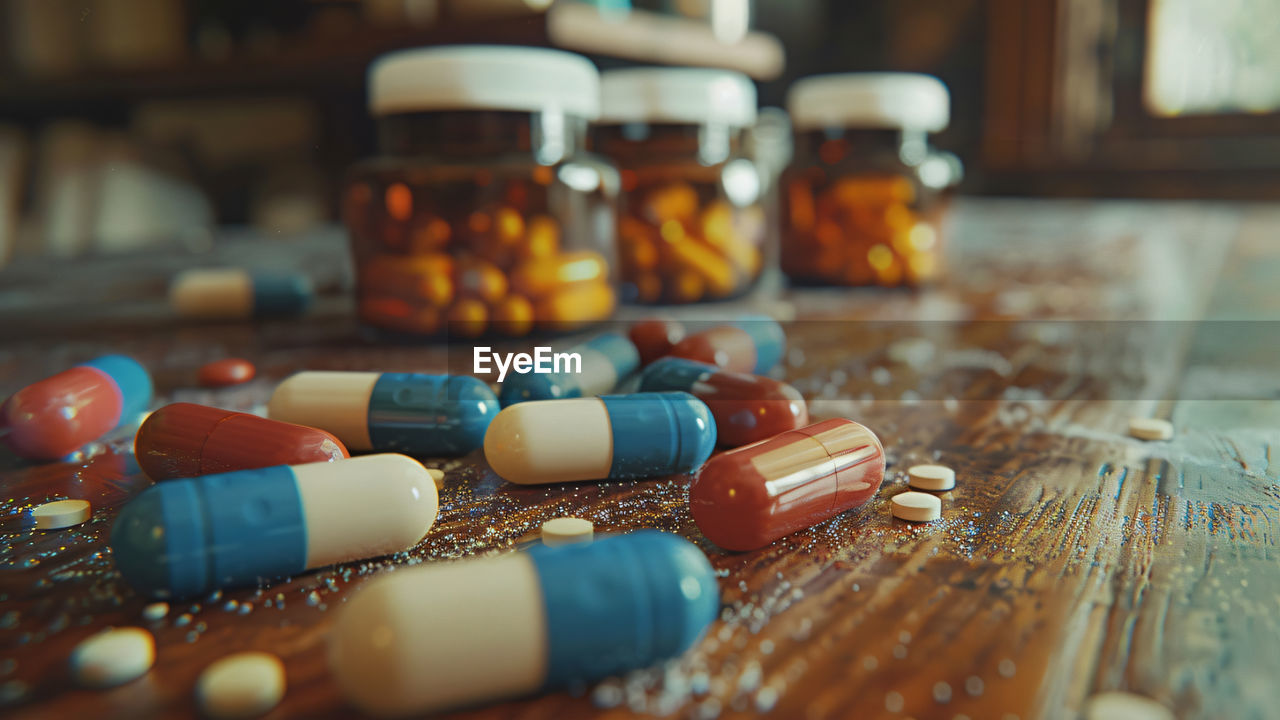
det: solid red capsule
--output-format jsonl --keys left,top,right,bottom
{"left": 637, "top": 358, "right": 808, "bottom": 447}
{"left": 135, "top": 403, "right": 349, "bottom": 480}
{"left": 628, "top": 319, "right": 686, "bottom": 366}
{"left": 689, "top": 418, "right": 885, "bottom": 551}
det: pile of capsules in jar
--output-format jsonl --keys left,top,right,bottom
{"left": 618, "top": 178, "right": 766, "bottom": 304}
{"left": 6, "top": 315, "right": 960, "bottom": 717}
{"left": 783, "top": 167, "right": 942, "bottom": 287}
{"left": 345, "top": 168, "right": 615, "bottom": 338}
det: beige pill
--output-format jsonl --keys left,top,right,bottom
{"left": 907, "top": 464, "right": 955, "bottom": 491}
{"left": 33, "top": 499, "right": 91, "bottom": 529}
{"left": 1128, "top": 418, "right": 1173, "bottom": 441}
{"left": 1085, "top": 691, "right": 1173, "bottom": 720}
{"left": 71, "top": 627, "right": 155, "bottom": 688}
{"left": 197, "top": 652, "right": 286, "bottom": 719}
{"left": 427, "top": 468, "right": 445, "bottom": 490}
{"left": 891, "top": 492, "right": 941, "bottom": 522}
{"left": 540, "top": 518, "right": 593, "bottom": 547}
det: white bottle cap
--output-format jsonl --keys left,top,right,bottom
{"left": 787, "top": 73, "right": 949, "bottom": 132}
{"left": 369, "top": 45, "right": 601, "bottom": 119}
{"left": 599, "top": 67, "right": 757, "bottom": 127}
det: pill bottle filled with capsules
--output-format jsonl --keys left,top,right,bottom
{"left": 345, "top": 46, "right": 620, "bottom": 338}
{"left": 780, "top": 73, "right": 959, "bottom": 288}
{"left": 593, "top": 68, "right": 768, "bottom": 305}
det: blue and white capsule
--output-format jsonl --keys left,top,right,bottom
{"left": 484, "top": 391, "right": 716, "bottom": 484}
{"left": 110, "top": 454, "right": 438, "bottom": 599}
{"left": 498, "top": 333, "right": 640, "bottom": 406}
{"left": 170, "top": 267, "right": 313, "bottom": 319}
{"left": 268, "top": 372, "right": 498, "bottom": 456}
{"left": 327, "top": 530, "right": 719, "bottom": 717}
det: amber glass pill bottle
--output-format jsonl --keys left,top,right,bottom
{"left": 346, "top": 46, "right": 620, "bottom": 338}
{"left": 594, "top": 69, "right": 767, "bottom": 305}
{"left": 781, "top": 73, "right": 957, "bottom": 288}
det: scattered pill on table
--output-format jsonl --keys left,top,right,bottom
{"left": 268, "top": 372, "right": 498, "bottom": 456}
{"left": 70, "top": 627, "right": 154, "bottom": 688}
{"left": 907, "top": 464, "right": 955, "bottom": 491}
{"left": 628, "top": 319, "right": 686, "bottom": 366}
{"left": 32, "top": 499, "right": 91, "bottom": 529}
{"left": 1128, "top": 417, "right": 1173, "bottom": 441}
{"left": 668, "top": 316, "right": 785, "bottom": 374}
{"left": 327, "top": 531, "right": 718, "bottom": 717}
{"left": 498, "top": 333, "right": 639, "bottom": 406}
{"left": 638, "top": 357, "right": 809, "bottom": 447}
{"left": 1084, "top": 691, "right": 1173, "bottom": 720}
{"left": 135, "top": 403, "right": 348, "bottom": 480}
{"left": 198, "top": 358, "right": 256, "bottom": 387}
{"left": 197, "top": 652, "right": 286, "bottom": 719}
{"left": 691, "top": 419, "right": 885, "bottom": 551}
{"left": 111, "top": 454, "right": 439, "bottom": 598}
{"left": 891, "top": 492, "right": 942, "bottom": 522}
{"left": 1, "top": 355, "right": 152, "bottom": 460}
{"left": 484, "top": 393, "right": 716, "bottom": 485}
{"left": 540, "top": 518, "right": 593, "bottom": 546}
{"left": 141, "top": 602, "right": 169, "bottom": 621}
{"left": 170, "top": 268, "right": 312, "bottom": 320}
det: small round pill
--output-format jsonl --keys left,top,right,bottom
{"left": 1128, "top": 418, "right": 1173, "bottom": 441}
{"left": 426, "top": 468, "right": 445, "bottom": 490}
{"left": 142, "top": 602, "right": 169, "bottom": 621}
{"left": 197, "top": 652, "right": 286, "bottom": 719}
{"left": 907, "top": 464, "right": 955, "bottom": 491}
{"left": 891, "top": 492, "right": 942, "bottom": 522}
{"left": 198, "top": 358, "right": 256, "bottom": 388}
{"left": 1084, "top": 691, "right": 1173, "bottom": 720}
{"left": 70, "top": 627, "right": 155, "bottom": 688}
{"left": 541, "top": 517, "right": 594, "bottom": 547}
{"left": 33, "top": 499, "right": 91, "bottom": 530}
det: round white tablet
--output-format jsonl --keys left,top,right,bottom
{"left": 891, "top": 492, "right": 942, "bottom": 522}
{"left": 1128, "top": 418, "right": 1173, "bottom": 441}
{"left": 33, "top": 499, "right": 91, "bottom": 530}
{"left": 70, "top": 627, "right": 155, "bottom": 688}
{"left": 1084, "top": 691, "right": 1173, "bottom": 720}
{"left": 426, "top": 468, "right": 445, "bottom": 490}
{"left": 197, "top": 652, "right": 286, "bottom": 719}
{"left": 907, "top": 464, "right": 955, "bottom": 491}
{"left": 540, "top": 518, "right": 594, "bottom": 547}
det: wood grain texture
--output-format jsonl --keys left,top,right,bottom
{"left": 2, "top": 199, "right": 1277, "bottom": 719}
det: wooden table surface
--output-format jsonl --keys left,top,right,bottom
{"left": 3, "top": 199, "right": 1279, "bottom": 720}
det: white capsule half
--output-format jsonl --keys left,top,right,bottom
{"left": 170, "top": 268, "right": 254, "bottom": 319}
{"left": 484, "top": 398, "right": 614, "bottom": 484}
{"left": 268, "top": 371, "right": 380, "bottom": 450}
{"left": 330, "top": 552, "right": 548, "bottom": 716}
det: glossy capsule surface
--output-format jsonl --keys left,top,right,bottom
{"left": 328, "top": 530, "right": 719, "bottom": 717}
{"left": 169, "top": 268, "right": 313, "bottom": 319}
{"left": 135, "top": 403, "right": 349, "bottom": 480}
{"left": 690, "top": 418, "right": 884, "bottom": 551}
{"left": 268, "top": 372, "right": 498, "bottom": 456}
{"left": 668, "top": 315, "right": 785, "bottom": 374}
{"left": 2, "top": 355, "right": 152, "bottom": 460}
{"left": 110, "top": 454, "right": 437, "bottom": 598}
{"left": 484, "top": 392, "right": 716, "bottom": 484}
{"left": 628, "top": 319, "right": 687, "bottom": 366}
{"left": 639, "top": 357, "right": 808, "bottom": 447}
{"left": 498, "top": 333, "right": 640, "bottom": 406}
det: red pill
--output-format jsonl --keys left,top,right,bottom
{"left": 628, "top": 319, "right": 686, "bottom": 366}
{"left": 198, "top": 358, "right": 256, "bottom": 387}
{"left": 690, "top": 418, "right": 884, "bottom": 551}
{"left": 135, "top": 402, "right": 349, "bottom": 480}
{"left": 2, "top": 356, "right": 151, "bottom": 460}
{"left": 668, "top": 316, "right": 784, "bottom": 375}
{"left": 638, "top": 358, "right": 807, "bottom": 447}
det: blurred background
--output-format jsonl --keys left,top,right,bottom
{"left": 0, "top": 0, "right": 1275, "bottom": 313}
